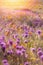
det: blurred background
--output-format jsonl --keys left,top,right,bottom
{"left": 0, "top": 0, "right": 43, "bottom": 13}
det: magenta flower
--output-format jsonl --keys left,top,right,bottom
{"left": 37, "top": 30, "right": 41, "bottom": 34}
{"left": 16, "top": 45, "right": 23, "bottom": 50}
{"left": 24, "top": 61, "right": 29, "bottom": 65}
{"left": 40, "top": 55, "right": 43, "bottom": 61}
{"left": 2, "top": 59, "right": 8, "bottom": 63}
{"left": 0, "top": 42, "right": 6, "bottom": 46}
{"left": 16, "top": 50, "right": 22, "bottom": 55}
{"left": 13, "top": 34, "right": 18, "bottom": 39}
{"left": 36, "top": 30, "right": 41, "bottom": 35}
{"left": 3, "top": 63, "right": 9, "bottom": 65}
{"left": 7, "top": 50, "right": 13, "bottom": 55}
{"left": 9, "top": 40, "right": 13, "bottom": 45}
{"left": 21, "top": 49, "right": 25, "bottom": 53}
{"left": 2, "top": 45, "right": 6, "bottom": 52}
{"left": 30, "top": 48, "right": 36, "bottom": 52}
{"left": 37, "top": 47, "right": 42, "bottom": 51}
{"left": 24, "top": 40, "right": 28, "bottom": 43}
{"left": 2, "top": 59, "right": 9, "bottom": 65}
{"left": 16, "top": 38, "right": 20, "bottom": 44}
{"left": 37, "top": 50, "right": 43, "bottom": 56}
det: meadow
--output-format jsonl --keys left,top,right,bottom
{"left": 0, "top": 12, "right": 43, "bottom": 65}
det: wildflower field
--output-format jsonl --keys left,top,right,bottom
{"left": 0, "top": 11, "right": 43, "bottom": 65}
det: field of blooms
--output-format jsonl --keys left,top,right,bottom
{"left": 0, "top": 13, "right": 43, "bottom": 65}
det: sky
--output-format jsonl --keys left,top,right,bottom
{"left": 0, "top": 0, "right": 43, "bottom": 12}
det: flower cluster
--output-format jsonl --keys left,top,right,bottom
{"left": 0, "top": 14, "right": 43, "bottom": 65}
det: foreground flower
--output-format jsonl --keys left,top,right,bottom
{"left": 40, "top": 55, "right": 43, "bottom": 61}
{"left": 37, "top": 30, "right": 41, "bottom": 35}
{"left": 37, "top": 50, "right": 43, "bottom": 56}
{"left": 7, "top": 50, "right": 13, "bottom": 55}
{"left": 2, "top": 59, "right": 8, "bottom": 63}
{"left": 2, "top": 59, "right": 9, "bottom": 65}
{"left": 9, "top": 40, "right": 13, "bottom": 45}
{"left": 37, "top": 47, "right": 42, "bottom": 51}
{"left": 2, "top": 45, "right": 6, "bottom": 52}
{"left": 30, "top": 48, "right": 36, "bottom": 52}
{"left": 16, "top": 50, "right": 23, "bottom": 55}
{"left": 24, "top": 61, "right": 29, "bottom": 65}
{"left": 3, "top": 63, "right": 9, "bottom": 65}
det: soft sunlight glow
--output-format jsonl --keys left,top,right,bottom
{"left": 0, "top": 0, "right": 43, "bottom": 11}
{"left": 0, "top": 0, "right": 32, "bottom": 9}
{"left": 5, "top": 0, "right": 21, "bottom": 2}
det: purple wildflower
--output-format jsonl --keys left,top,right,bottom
{"left": 9, "top": 40, "right": 13, "bottom": 45}
{"left": 2, "top": 45, "right": 6, "bottom": 52}
{"left": 37, "top": 47, "right": 42, "bottom": 51}
{"left": 16, "top": 50, "right": 22, "bottom": 55}
{"left": 37, "top": 30, "right": 41, "bottom": 34}
{"left": 16, "top": 45, "right": 23, "bottom": 50}
{"left": 3, "top": 63, "right": 9, "bottom": 65}
{"left": 24, "top": 34, "right": 28, "bottom": 37}
{"left": 37, "top": 50, "right": 43, "bottom": 56}
{"left": 13, "top": 34, "right": 18, "bottom": 39}
{"left": 2, "top": 59, "right": 9, "bottom": 65}
{"left": 40, "top": 55, "right": 43, "bottom": 61}
{"left": 16, "top": 38, "right": 20, "bottom": 44}
{"left": 7, "top": 50, "right": 13, "bottom": 55}
{"left": 24, "top": 61, "right": 29, "bottom": 65}
{"left": 30, "top": 48, "right": 36, "bottom": 52}
{"left": 2, "top": 59, "right": 8, "bottom": 63}
{"left": 36, "top": 30, "right": 41, "bottom": 35}
{"left": 24, "top": 40, "right": 28, "bottom": 43}
{"left": 21, "top": 49, "right": 25, "bottom": 53}
{"left": 0, "top": 42, "right": 6, "bottom": 46}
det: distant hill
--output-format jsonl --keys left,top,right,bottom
{"left": 0, "top": 8, "right": 43, "bottom": 20}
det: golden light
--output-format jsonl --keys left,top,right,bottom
{"left": 0, "top": 0, "right": 34, "bottom": 9}
{"left": 0, "top": 0, "right": 43, "bottom": 11}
